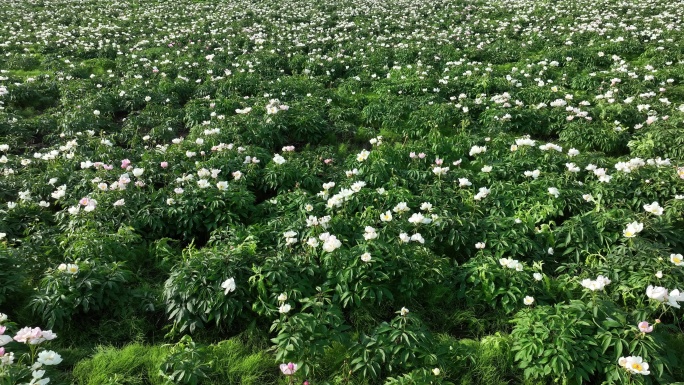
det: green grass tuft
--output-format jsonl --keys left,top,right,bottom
{"left": 72, "top": 344, "right": 168, "bottom": 385}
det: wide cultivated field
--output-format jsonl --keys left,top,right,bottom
{"left": 1, "top": 0, "right": 684, "bottom": 383}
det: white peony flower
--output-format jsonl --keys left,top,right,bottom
{"left": 221, "top": 278, "right": 236, "bottom": 294}
{"left": 643, "top": 202, "right": 663, "bottom": 216}
{"left": 619, "top": 356, "right": 650, "bottom": 375}
{"left": 393, "top": 202, "right": 410, "bottom": 214}
{"left": 322, "top": 234, "right": 342, "bottom": 252}
{"left": 360, "top": 252, "right": 372, "bottom": 262}
{"left": 273, "top": 154, "right": 286, "bottom": 165}
{"left": 581, "top": 275, "right": 611, "bottom": 291}
{"left": 197, "top": 179, "right": 210, "bottom": 188}
{"left": 356, "top": 150, "right": 370, "bottom": 162}
{"left": 306, "top": 237, "right": 319, "bottom": 248}
{"left": 408, "top": 213, "right": 431, "bottom": 225}
{"left": 65, "top": 264, "right": 79, "bottom": 274}
{"left": 646, "top": 285, "right": 668, "bottom": 302}
{"left": 469, "top": 145, "right": 486, "bottom": 156}
{"left": 364, "top": 226, "right": 378, "bottom": 241}
{"left": 420, "top": 202, "right": 433, "bottom": 212}
{"left": 667, "top": 289, "right": 684, "bottom": 308}
{"left": 36, "top": 350, "right": 61, "bottom": 366}
{"left": 623, "top": 221, "right": 644, "bottom": 238}
{"left": 410, "top": 233, "right": 425, "bottom": 244}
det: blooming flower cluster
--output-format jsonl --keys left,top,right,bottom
{"left": 646, "top": 286, "right": 684, "bottom": 308}
{"left": 499, "top": 258, "right": 524, "bottom": 271}
{"left": 319, "top": 233, "right": 342, "bottom": 252}
{"left": 580, "top": 275, "right": 611, "bottom": 292}
{"left": 0, "top": 315, "right": 62, "bottom": 384}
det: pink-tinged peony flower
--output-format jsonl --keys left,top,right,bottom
{"left": 160, "top": 161, "right": 168, "bottom": 168}
{"left": 13, "top": 327, "right": 53, "bottom": 344}
{"left": 638, "top": 321, "right": 653, "bottom": 333}
{"left": 280, "top": 362, "right": 298, "bottom": 375}
{"left": 40, "top": 330, "right": 57, "bottom": 341}
{"left": 121, "top": 159, "right": 131, "bottom": 169}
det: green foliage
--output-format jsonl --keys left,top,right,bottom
{"left": 511, "top": 299, "right": 674, "bottom": 384}
{"left": 2, "top": 0, "right": 684, "bottom": 383}
{"left": 0, "top": 244, "right": 26, "bottom": 307}
{"left": 270, "top": 289, "right": 350, "bottom": 378}
{"left": 350, "top": 311, "right": 436, "bottom": 380}
{"left": 159, "top": 336, "right": 210, "bottom": 385}
{"left": 458, "top": 254, "right": 536, "bottom": 314}
{"left": 30, "top": 260, "right": 135, "bottom": 329}
{"left": 163, "top": 238, "right": 257, "bottom": 334}
{"left": 512, "top": 301, "right": 600, "bottom": 384}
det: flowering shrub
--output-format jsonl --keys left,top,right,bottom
{"left": 0, "top": 315, "right": 63, "bottom": 385}
{"left": 30, "top": 260, "right": 135, "bottom": 329}
{"left": 163, "top": 239, "right": 256, "bottom": 334}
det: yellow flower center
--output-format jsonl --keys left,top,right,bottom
{"left": 674, "top": 257, "right": 682, "bottom": 264}
{"left": 625, "top": 231, "right": 634, "bottom": 237}
{"left": 632, "top": 363, "right": 643, "bottom": 371}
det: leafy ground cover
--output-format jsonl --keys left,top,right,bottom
{"left": 1, "top": 0, "right": 684, "bottom": 383}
